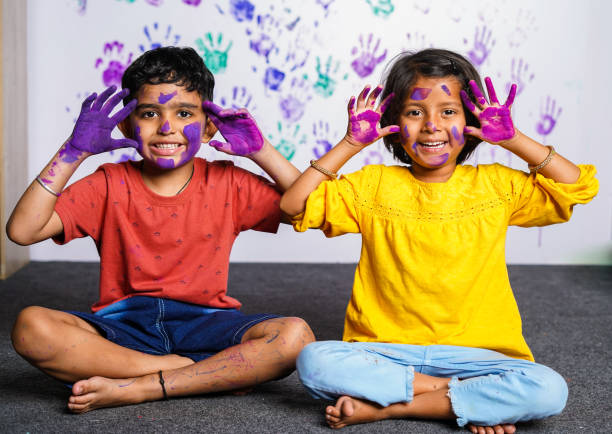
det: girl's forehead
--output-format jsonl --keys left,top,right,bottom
{"left": 405, "top": 76, "right": 463, "bottom": 103}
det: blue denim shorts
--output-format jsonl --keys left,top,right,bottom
{"left": 68, "top": 296, "right": 279, "bottom": 362}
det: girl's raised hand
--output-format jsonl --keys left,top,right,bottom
{"left": 203, "top": 101, "right": 264, "bottom": 156}
{"left": 461, "top": 77, "right": 517, "bottom": 145}
{"left": 60, "top": 86, "right": 138, "bottom": 163}
{"left": 345, "top": 85, "right": 399, "bottom": 147}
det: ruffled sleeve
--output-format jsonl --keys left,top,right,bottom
{"left": 508, "top": 164, "right": 598, "bottom": 227}
{"left": 292, "top": 167, "right": 372, "bottom": 237}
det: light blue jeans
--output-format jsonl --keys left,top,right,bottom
{"left": 296, "top": 341, "right": 568, "bottom": 427}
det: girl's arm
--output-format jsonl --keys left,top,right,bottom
{"left": 6, "top": 86, "right": 137, "bottom": 245}
{"left": 462, "top": 77, "right": 580, "bottom": 183}
{"left": 281, "top": 85, "right": 399, "bottom": 217}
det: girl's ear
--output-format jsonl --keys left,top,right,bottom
{"left": 201, "top": 117, "right": 218, "bottom": 143}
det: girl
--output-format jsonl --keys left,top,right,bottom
{"left": 280, "top": 49, "right": 598, "bottom": 433}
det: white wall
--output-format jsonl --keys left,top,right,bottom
{"left": 27, "top": 0, "right": 612, "bottom": 264}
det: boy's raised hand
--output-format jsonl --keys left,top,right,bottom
{"left": 60, "top": 85, "right": 138, "bottom": 163}
{"left": 345, "top": 85, "right": 399, "bottom": 147}
{"left": 461, "top": 77, "right": 517, "bottom": 145}
{"left": 202, "top": 101, "right": 264, "bottom": 156}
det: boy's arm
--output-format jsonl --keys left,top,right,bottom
{"left": 6, "top": 86, "right": 137, "bottom": 245}
{"left": 280, "top": 85, "right": 399, "bottom": 217}
{"left": 462, "top": 77, "right": 581, "bottom": 183}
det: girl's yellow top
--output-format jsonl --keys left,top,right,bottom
{"left": 293, "top": 164, "right": 598, "bottom": 361}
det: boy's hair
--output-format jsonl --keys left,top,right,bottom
{"left": 121, "top": 46, "right": 214, "bottom": 104}
{"left": 380, "top": 48, "right": 485, "bottom": 165}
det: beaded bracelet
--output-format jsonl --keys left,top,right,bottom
{"left": 35, "top": 175, "right": 61, "bottom": 197}
{"left": 310, "top": 159, "right": 338, "bottom": 179}
{"left": 528, "top": 146, "right": 556, "bottom": 173}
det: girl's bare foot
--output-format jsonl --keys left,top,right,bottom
{"left": 467, "top": 423, "right": 516, "bottom": 434}
{"left": 67, "top": 375, "right": 159, "bottom": 414}
{"left": 325, "top": 395, "right": 386, "bottom": 429}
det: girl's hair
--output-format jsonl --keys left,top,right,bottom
{"left": 380, "top": 48, "right": 484, "bottom": 165}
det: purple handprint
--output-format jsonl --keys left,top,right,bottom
{"left": 220, "top": 86, "right": 257, "bottom": 112}
{"left": 463, "top": 25, "right": 495, "bottom": 68}
{"left": 279, "top": 77, "right": 312, "bottom": 123}
{"left": 536, "top": 96, "right": 562, "bottom": 137}
{"left": 247, "top": 14, "right": 281, "bottom": 62}
{"left": 144, "top": 0, "right": 163, "bottom": 5}
{"left": 95, "top": 42, "right": 133, "bottom": 88}
{"left": 364, "top": 149, "right": 384, "bottom": 165}
{"left": 182, "top": 0, "right": 202, "bottom": 5}
{"left": 312, "top": 121, "right": 333, "bottom": 158}
{"left": 139, "top": 22, "right": 181, "bottom": 52}
{"left": 506, "top": 58, "right": 534, "bottom": 96}
{"left": 508, "top": 9, "right": 538, "bottom": 48}
{"left": 203, "top": 101, "right": 264, "bottom": 156}
{"left": 350, "top": 34, "right": 387, "bottom": 78}
{"left": 60, "top": 86, "right": 138, "bottom": 163}
{"left": 405, "top": 32, "right": 432, "bottom": 51}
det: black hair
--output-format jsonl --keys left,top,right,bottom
{"left": 121, "top": 46, "right": 214, "bottom": 104}
{"left": 380, "top": 48, "right": 484, "bottom": 165}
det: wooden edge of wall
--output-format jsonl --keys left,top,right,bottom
{"left": 1, "top": 0, "right": 30, "bottom": 279}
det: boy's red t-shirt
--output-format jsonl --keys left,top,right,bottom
{"left": 53, "top": 158, "right": 281, "bottom": 312}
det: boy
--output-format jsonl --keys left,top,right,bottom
{"left": 8, "top": 46, "right": 314, "bottom": 413}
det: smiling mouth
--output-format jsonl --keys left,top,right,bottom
{"left": 417, "top": 141, "right": 448, "bottom": 153}
{"left": 151, "top": 143, "right": 185, "bottom": 156}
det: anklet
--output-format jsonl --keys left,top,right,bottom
{"left": 158, "top": 370, "right": 168, "bottom": 400}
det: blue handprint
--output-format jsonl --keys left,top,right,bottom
{"left": 350, "top": 34, "right": 387, "bottom": 78}
{"left": 195, "top": 33, "right": 233, "bottom": 74}
{"left": 139, "top": 22, "right": 181, "bottom": 52}
{"left": 312, "top": 121, "right": 334, "bottom": 159}
{"left": 230, "top": 0, "right": 255, "bottom": 22}
{"left": 247, "top": 14, "right": 281, "bottom": 62}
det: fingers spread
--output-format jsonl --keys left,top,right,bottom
{"left": 484, "top": 77, "right": 499, "bottom": 105}
{"left": 92, "top": 85, "right": 117, "bottom": 111}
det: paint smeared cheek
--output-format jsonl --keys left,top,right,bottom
{"left": 161, "top": 121, "right": 170, "bottom": 133}
{"left": 158, "top": 91, "right": 177, "bottom": 104}
{"left": 157, "top": 158, "right": 176, "bottom": 169}
{"left": 133, "top": 126, "right": 144, "bottom": 153}
{"left": 410, "top": 87, "right": 432, "bottom": 100}
{"left": 429, "top": 153, "right": 450, "bottom": 166}
{"left": 441, "top": 84, "right": 451, "bottom": 96}
{"left": 402, "top": 125, "right": 410, "bottom": 139}
{"left": 178, "top": 122, "right": 202, "bottom": 165}
{"left": 451, "top": 126, "right": 465, "bottom": 145}
{"left": 411, "top": 141, "right": 418, "bottom": 156}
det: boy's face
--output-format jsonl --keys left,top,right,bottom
{"left": 120, "top": 83, "right": 216, "bottom": 170}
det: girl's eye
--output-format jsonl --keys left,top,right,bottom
{"left": 405, "top": 110, "right": 421, "bottom": 117}
{"left": 178, "top": 111, "right": 192, "bottom": 118}
{"left": 443, "top": 109, "right": 457, "bottom": 116}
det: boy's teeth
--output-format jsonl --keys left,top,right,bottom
{"left": 156, "top": 144, "right": 179, "bottom": 149}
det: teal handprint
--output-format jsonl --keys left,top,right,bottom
{"left": 311, "top": 56, "right": 346, "bottom": 98}
{"left": 195, "top": 33, "right": 233, "bottom": 74}
{"left": 268, "top": 122, "right": 306, "bottom": 161}
{"left": 365, "top": 0, "right": 394, "bottom": 17}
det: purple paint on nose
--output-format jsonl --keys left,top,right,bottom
{"left": 158, "top": 91, "right": 177, "bottom": 104}
{"left": 410, "top": 87, "right": 432, "bottom": 100}
{"left": 441, "top": 84, "right": 451, "bottom": 96}
{"left": 430, "top": 153, "right": 449, "bottom": 166}
{"left": 426, "top": 122, "right": 437, "bottom": 132}
{"left": 451, "top": 126, "right": 465, "bottom": 145}
{"left": 161, "top": 121, "right": 170, "bottom": 133}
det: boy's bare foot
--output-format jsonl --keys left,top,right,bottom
{"left": 68, "top": 375, "right": 159, "bottom": 414}
{"left": 467, "top": 423, "right": 516, "bottom": 434}
{"left": 325, "top": 395, "right": 386, "bottom": 429}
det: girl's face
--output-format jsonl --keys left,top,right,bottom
{"left": 398, "top": 76, "right": 467, "bottom": 177}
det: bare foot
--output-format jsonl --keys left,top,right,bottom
{"left": 68, "top": 375, "right": 157, "bottom": 413}
{"left": 325, "top": 395, "right": 386, "bottom": 429}
{"left": 467, "top": 423, "right": 516, "bottom": 434}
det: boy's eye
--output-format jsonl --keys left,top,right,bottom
{"left": 141, "top": 111, "right": 158, "bottom": 119}
{"left": 178, "top": 110, "right": 192, "bottom": 118}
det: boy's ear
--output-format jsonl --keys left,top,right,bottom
{"left": 118, "top": 118, "right": 133, "bottom": 138}
{"left": 201, "top": 116, "right": 218, "bottom": 143}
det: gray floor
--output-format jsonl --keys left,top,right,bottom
{"left": 1, "top": 262, "right": 611, "bottom": 433}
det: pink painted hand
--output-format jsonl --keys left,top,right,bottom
{"left": 60, "top": 86, "right": 138, "bottom": 163}
{"left": 460, "top": 77, "right": 517, "bottom": 145}
{"left": 203, "top": 101, "right": 264, "bottom": 156}
{"left": 345, "top": 85, "right": 400, "bottom": 147}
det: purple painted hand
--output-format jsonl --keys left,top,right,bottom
{"left": 203, "top": 101, "right": 264, "bottom": 156}
{"left": 345, "top": 85, "right": 399, "bottom": 147}
{"left": 461, "top": 77, "right": 517, "bottom": 145}
{"left": 60, "top": 86, "right": 137, "bottom": 163}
